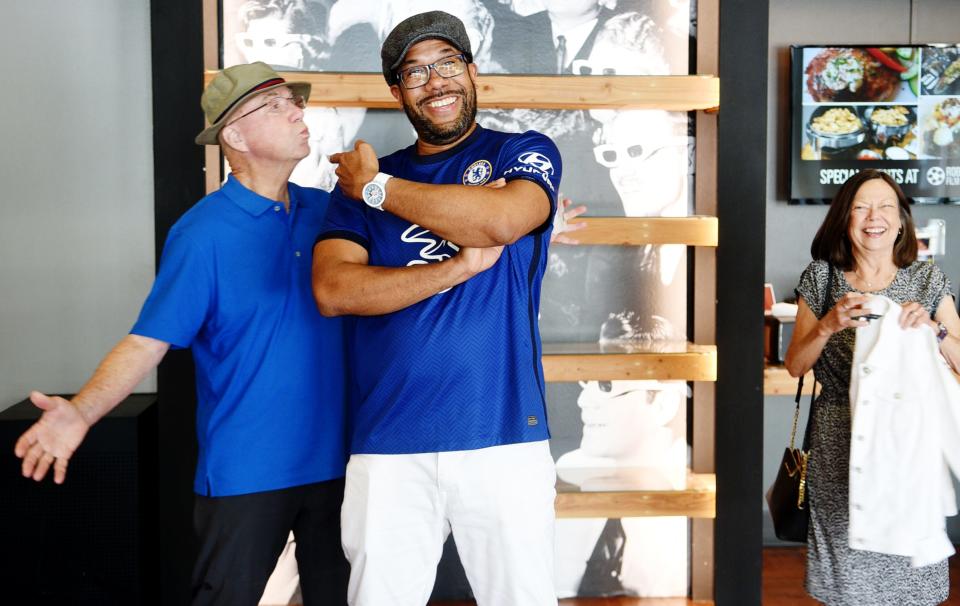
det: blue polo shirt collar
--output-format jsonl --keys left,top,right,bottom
{"left": 220, "top": 174, "right": 299, "bottom": 216}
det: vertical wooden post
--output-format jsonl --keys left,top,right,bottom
{"left": 691, "top": 0, "right": 718, "bottom": 600}
{"left": 202, "top": 0, "right": 221, "bottom": 194}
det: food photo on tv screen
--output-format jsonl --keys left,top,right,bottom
{"left": 789, "top": 45, "right": 960, "bottom": 204}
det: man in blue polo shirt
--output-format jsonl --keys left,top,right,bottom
{"left": 313, "top": 11, "right": 561, "bottom": 606}
{"left": 14, "top": 62, "right": 348, "bottom": 606}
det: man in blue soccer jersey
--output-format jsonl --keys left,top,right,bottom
{"left": 14, "top": 62, "right": 349, "bottom": 606}
{"left": 313, "top": 11, "right": 562, "bottom": 606}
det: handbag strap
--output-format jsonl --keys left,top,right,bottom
{"left": 790, "top": 264, "right": 833, "bottom": 451}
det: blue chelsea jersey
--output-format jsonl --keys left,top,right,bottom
{"left": 319, "top": 125, "right": 562, "bottom": 454}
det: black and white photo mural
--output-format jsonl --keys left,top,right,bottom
{"left": 220, "top": 0, "right": 694, "bottom": 601}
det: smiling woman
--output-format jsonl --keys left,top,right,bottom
{"left": 784, "top": 168, "right": 960, "bottom": 605}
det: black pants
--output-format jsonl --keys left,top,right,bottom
{"left": 191, "top": 477, "right": 348, "bottom": 606}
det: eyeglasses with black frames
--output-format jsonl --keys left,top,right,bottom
{"left": 397, "top": 54, "right": 468, "bottom": 89}
{"left": 227, "top": 94, "right": 306, "bottom": 126}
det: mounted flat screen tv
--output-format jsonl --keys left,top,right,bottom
{"left": 790, "top": 45, "right": 960, "bottom": 203}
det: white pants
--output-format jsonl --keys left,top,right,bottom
{"left": 341, "top": 440, "right": 558, "bottom": 606}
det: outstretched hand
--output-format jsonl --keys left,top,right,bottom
{"left": 551, "top": 196, "right": 588, "bottom": 245}
{"left": 14, "top": 391, "right": 91, "bottom": 484}
{"left": 329, "top": 140, "right": 380, "bottom": 201}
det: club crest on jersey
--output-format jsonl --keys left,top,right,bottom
{"left": 462, "top": 159, "right": 493, "bottom": 185}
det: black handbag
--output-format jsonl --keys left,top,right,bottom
{"left": 766, "top": 374, "right": 817, "bottom": 542}
{"left": 765, "top": 265, "right": 832, "bottom": 542}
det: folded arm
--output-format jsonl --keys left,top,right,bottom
{"left": 14, "top": 334, "right": 169, "bottom": 483}
{"left": 312, "top": 238, "right": 502, "bottom": 317}
{"left": 331, "top": 141, "right": 552, "bottom": 247}
{"left": 379, "top": 177, "right": 551, "bottom": 247}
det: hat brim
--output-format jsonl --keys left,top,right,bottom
{"left": 195, "top": 80, "right": 311, "bottom": 146}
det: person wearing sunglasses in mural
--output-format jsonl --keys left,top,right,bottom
{"left": 14, "top": 63, "right": 351, "bottom": 606}
{"left": 536, "top": 7, "right": 685, "bottom": 352}
{"left": 580, "top": 10, "right": 684, "bottom": 221}
{"left": 313, "top": 11, "right": 561, "bottom": 606}
{"left": 590, "top": 108, "right": 689, "bottom": 286}
{"left": 552, "top": 313, "right": 689, "bottom": 599}
{"left": 574, "top": 13, "right": 689, "bottom": 285}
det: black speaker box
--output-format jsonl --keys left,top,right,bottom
{"left": 0, "top": 394, "right": 158, "bottom": 605}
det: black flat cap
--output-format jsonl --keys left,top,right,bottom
{"left": 381, "top": 11, "right": 473, "bottom": 86}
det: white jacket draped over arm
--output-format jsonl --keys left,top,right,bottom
{"left": 848, "top": 295, "right": 960, "bottom": 568}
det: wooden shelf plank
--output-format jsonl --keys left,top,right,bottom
{"left": 555, "top": 471, "right": 715, "bottom": 519}
{"left": 763, "top": 364, "right": 811, "bottom": 396}
{"left": 566, "top": 216, "right": 718, "bottom": 246}
{"left": 204, "top": 72, "right": 720, "bottom": 110}
{"left": 543, "top": 342, "right": 716, "bottom": 382}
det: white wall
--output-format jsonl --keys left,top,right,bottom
{"left": 0, "top": 1, "right": 155, "bottom": 411}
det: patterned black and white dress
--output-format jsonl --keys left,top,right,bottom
{"left": 795, "top": 259, "right": 954, "bottom": 606}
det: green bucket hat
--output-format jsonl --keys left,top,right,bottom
{"left": 195, "top": 62, "right": 311, "bottom": 146}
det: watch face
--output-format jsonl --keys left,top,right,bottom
{"left": 363, "top": 182, "right": 384, "bottom": 207}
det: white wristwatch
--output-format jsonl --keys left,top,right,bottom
{"left": 361, "top": 172, "right": 392, "bottom": 211}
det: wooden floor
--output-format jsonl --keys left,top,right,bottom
{"left": 761, "top": 546, "right": 960, "bottom": 606}
{"left": 430, "top": 547, "right": 960, "bottom": 605}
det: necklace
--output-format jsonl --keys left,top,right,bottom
{"left": 853, "top": 266, "right": 896, "bottom": 289}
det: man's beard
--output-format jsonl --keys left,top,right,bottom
{"left": 403, "top": 81, "right": 478, "bottom": 146}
